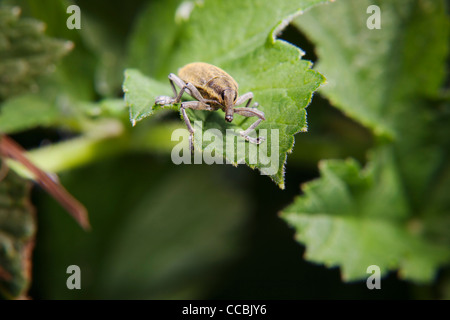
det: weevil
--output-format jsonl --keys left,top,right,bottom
{"left": 155, "top": 62, "right": 266, "bottom": 151}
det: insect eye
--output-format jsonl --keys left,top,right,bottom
{"left": 222, "top": 90, "right": 237, "bottom": 103}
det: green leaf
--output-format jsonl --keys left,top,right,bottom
{"left": 281, "top": 149, "right": 450, "bottom": 282}
{"left": 124, "top": 0, "right": 327, "bottom": 188}
{"left": 0, "top": 4, "right": 86, "bottom": 135}
{"left": 282, "top": 0, "right": 450, "bottom": 282}
{"left": 0, "top": 5, "right": 72, "bottom": 100}
{"left": 295, "top": 0, "right": 449, "bottom": 139}
{"left": 24, "top": 0, "right": 104, "bottom": 101}
{"left": 0, "top": 94, "right": 61, "bottom": 134}
{"left": 126, "top": 0, "right": 184, "bottom": 80}
{"left": 0, "top": 169, "right": 36, "bottom": 299}
{"left": 123, "top": 69, "right": 177, "bottom": 126}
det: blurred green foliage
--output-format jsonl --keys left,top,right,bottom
{"left": 0, "top": 0, "right": 448, "bottom": 300}
{"left": 0, "top": 169, "right": 35, "bottom": 299}
{"left": 0, "top": 6, "right": 72, "bottom": 100}
{"left": 282, "top": 0, "right": 450, "bottom": 283}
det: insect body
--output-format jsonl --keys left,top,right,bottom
{"left": 155, "top": 62, "right": 266, "bottom": 151}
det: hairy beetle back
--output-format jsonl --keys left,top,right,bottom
{"left": 178, "top": 62, "right": 238, "bottom": 104}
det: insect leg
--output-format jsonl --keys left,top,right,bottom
{"left": 169, "top": 74, "right": 217, "bottom": 105}
{"left": 235, "top": 92, "right": 259, "bottom": 108}
{"left": 168, "top": 73, "right": 182, "bottom": 97}
{"left": 169, "top": 73, "right": 191, "bottom": 103}
{"left": 179, "top": 103, "right": 195, "bottom": 154}
{"left": 233, "top": 107, "right": 265, "bottom": 119}
{"left": 234, "top": 107, "right": 266, "bottom": 144}
{"left": 157, "top": 74, "right": 217, "bottom": 106}
{"left": 180, "top": 100, "right": 216, "bottom": 153}
{"left": 155, "top": 74, "right": 191, "bottom": 105}
{"left": 184, "top": 83, "right": 218, "bottom": 105}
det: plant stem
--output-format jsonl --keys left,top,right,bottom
{"left": 7, "top": 120, "right": 184, "bottom": 176}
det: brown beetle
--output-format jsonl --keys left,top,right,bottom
{"left": 155, "top": 62, "right": 266, "bottom": 150}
